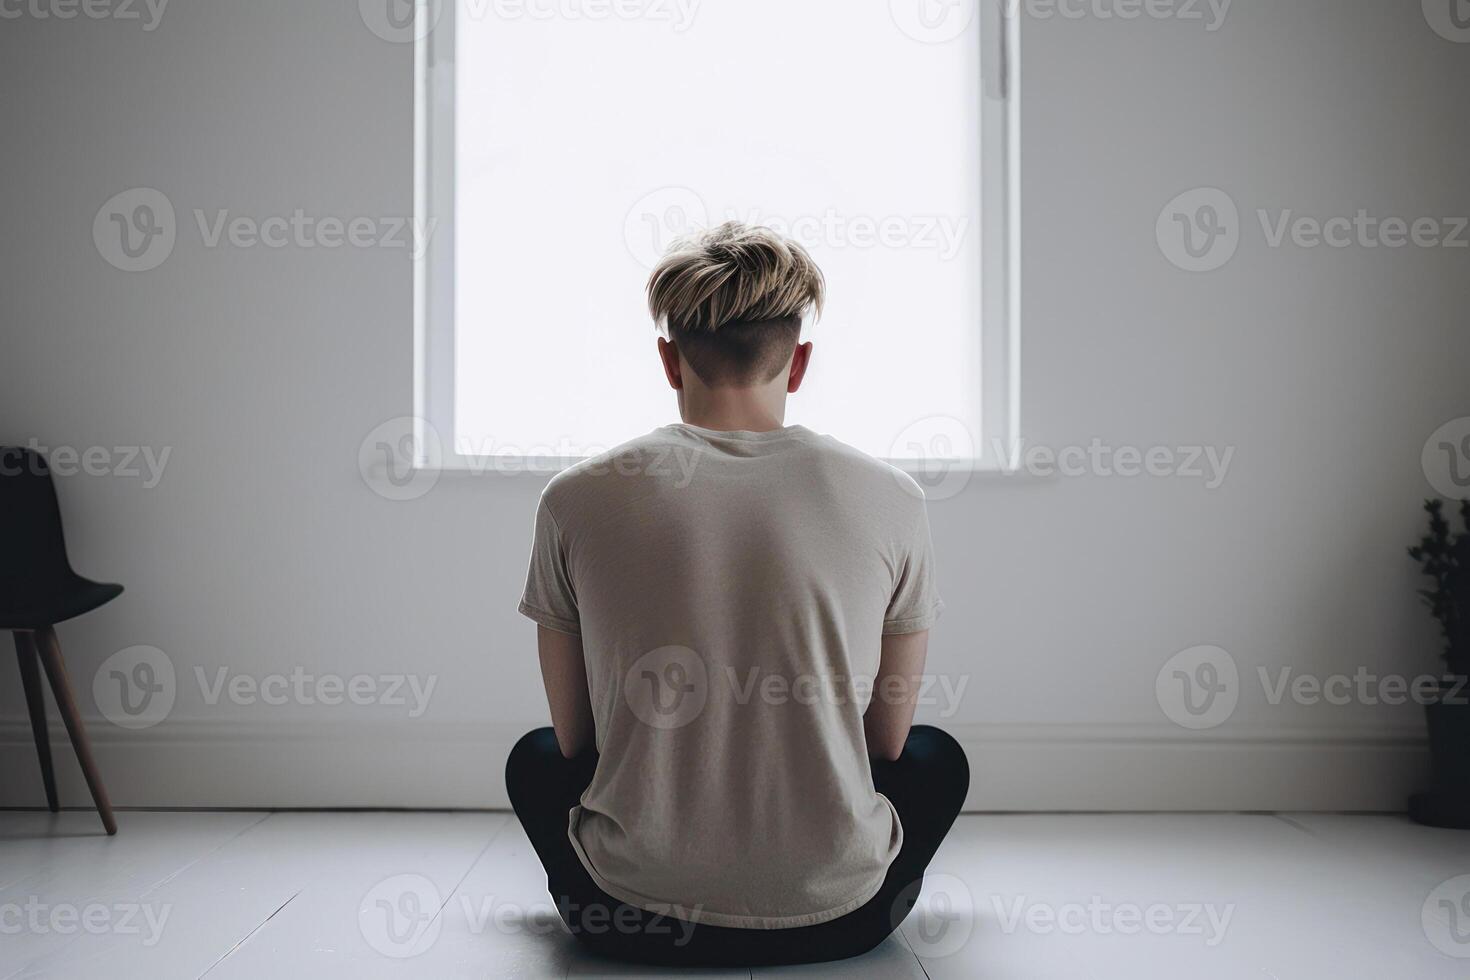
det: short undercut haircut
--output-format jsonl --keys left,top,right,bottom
{"left": 647, "top": 221, "right": 826, "bottom": 387}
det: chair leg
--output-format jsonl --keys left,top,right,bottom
{"left": 33, "top": 626, "right": 117, "bottom": 836}
{"left": 14, "top": 631, "right": 60, "bottom": 812}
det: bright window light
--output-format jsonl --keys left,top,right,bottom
{"left": 418, "top": 0, "right": 1015, "bottom": 469}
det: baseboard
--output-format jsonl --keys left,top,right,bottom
{"left": 945, "top": 722, "right": 1428, "bottom": 811}
{"left": 0, "top": 719, "right": 1429, "bottom": 811}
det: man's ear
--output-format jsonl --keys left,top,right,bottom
{"left": 787, "top": 341, "right": 813, "bottom": 394}
{"left": 657, "top": 337, "right": 684, "bottom": 390}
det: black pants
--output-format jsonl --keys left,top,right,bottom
{"left": 504, "top": 725, "right": 970, "bottom": 967}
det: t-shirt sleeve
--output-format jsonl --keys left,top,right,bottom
{"left": 883, "top": 501, "right": 944, "bottom": 635}
{"left": 518, "top": 497, "right": 581, "bottom": 636}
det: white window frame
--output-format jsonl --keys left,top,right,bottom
{"left": 414, "top": 1, "right": 1019, "bottom": 473}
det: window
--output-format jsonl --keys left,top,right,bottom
{"left": 416, "top": 0, "right": 1016, "bottom": 471}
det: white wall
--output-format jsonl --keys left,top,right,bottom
{"left": 1, "top": 0, "right": 1467, "bottom": 810}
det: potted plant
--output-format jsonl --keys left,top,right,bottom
{"left": 1408, "top": 499, "right": 1470, "bottom": 828}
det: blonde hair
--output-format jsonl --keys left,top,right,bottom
{"left": 646, "top": 221, "right": 825, "bottom": 385}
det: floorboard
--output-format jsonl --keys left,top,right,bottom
{"left": 1, "top": 811, "right": 1463, "bottom": 978}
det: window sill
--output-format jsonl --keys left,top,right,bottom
{"left": 399, "top": 457, "right": 1056, "bottom": 483}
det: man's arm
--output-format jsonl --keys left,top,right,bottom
{"left": 537, "top": 625, "right": 595, "bottom": 758}
{"left": 863, "top": 630, "right": 930, "bottom": 762}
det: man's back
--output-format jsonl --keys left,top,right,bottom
{"left": 520, "top": 422, "right": 942, "bottom": 928}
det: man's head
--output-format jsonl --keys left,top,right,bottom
{"left": 647, "top": 222, "right": 825, "bottom": 399}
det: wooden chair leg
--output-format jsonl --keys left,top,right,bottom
{"left": 14, "top": 630, "right": 60, "bottom": 812}
{"left": 33, "top": 626, "right": 117, "bottom": 836}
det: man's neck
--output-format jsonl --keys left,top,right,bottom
{"left": 678, "top": 386, "right": 786, "bottom": 433}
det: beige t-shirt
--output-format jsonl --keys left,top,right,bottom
{"left": 518, "top": 423, "right": 943, "bottom": 929}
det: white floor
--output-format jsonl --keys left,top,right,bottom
{"left": 1, "top": 811, "right": 1468, "bottom": 979}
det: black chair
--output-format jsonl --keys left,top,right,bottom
{"left": 2, "top": 446, "right": 121, "bottom": 835}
